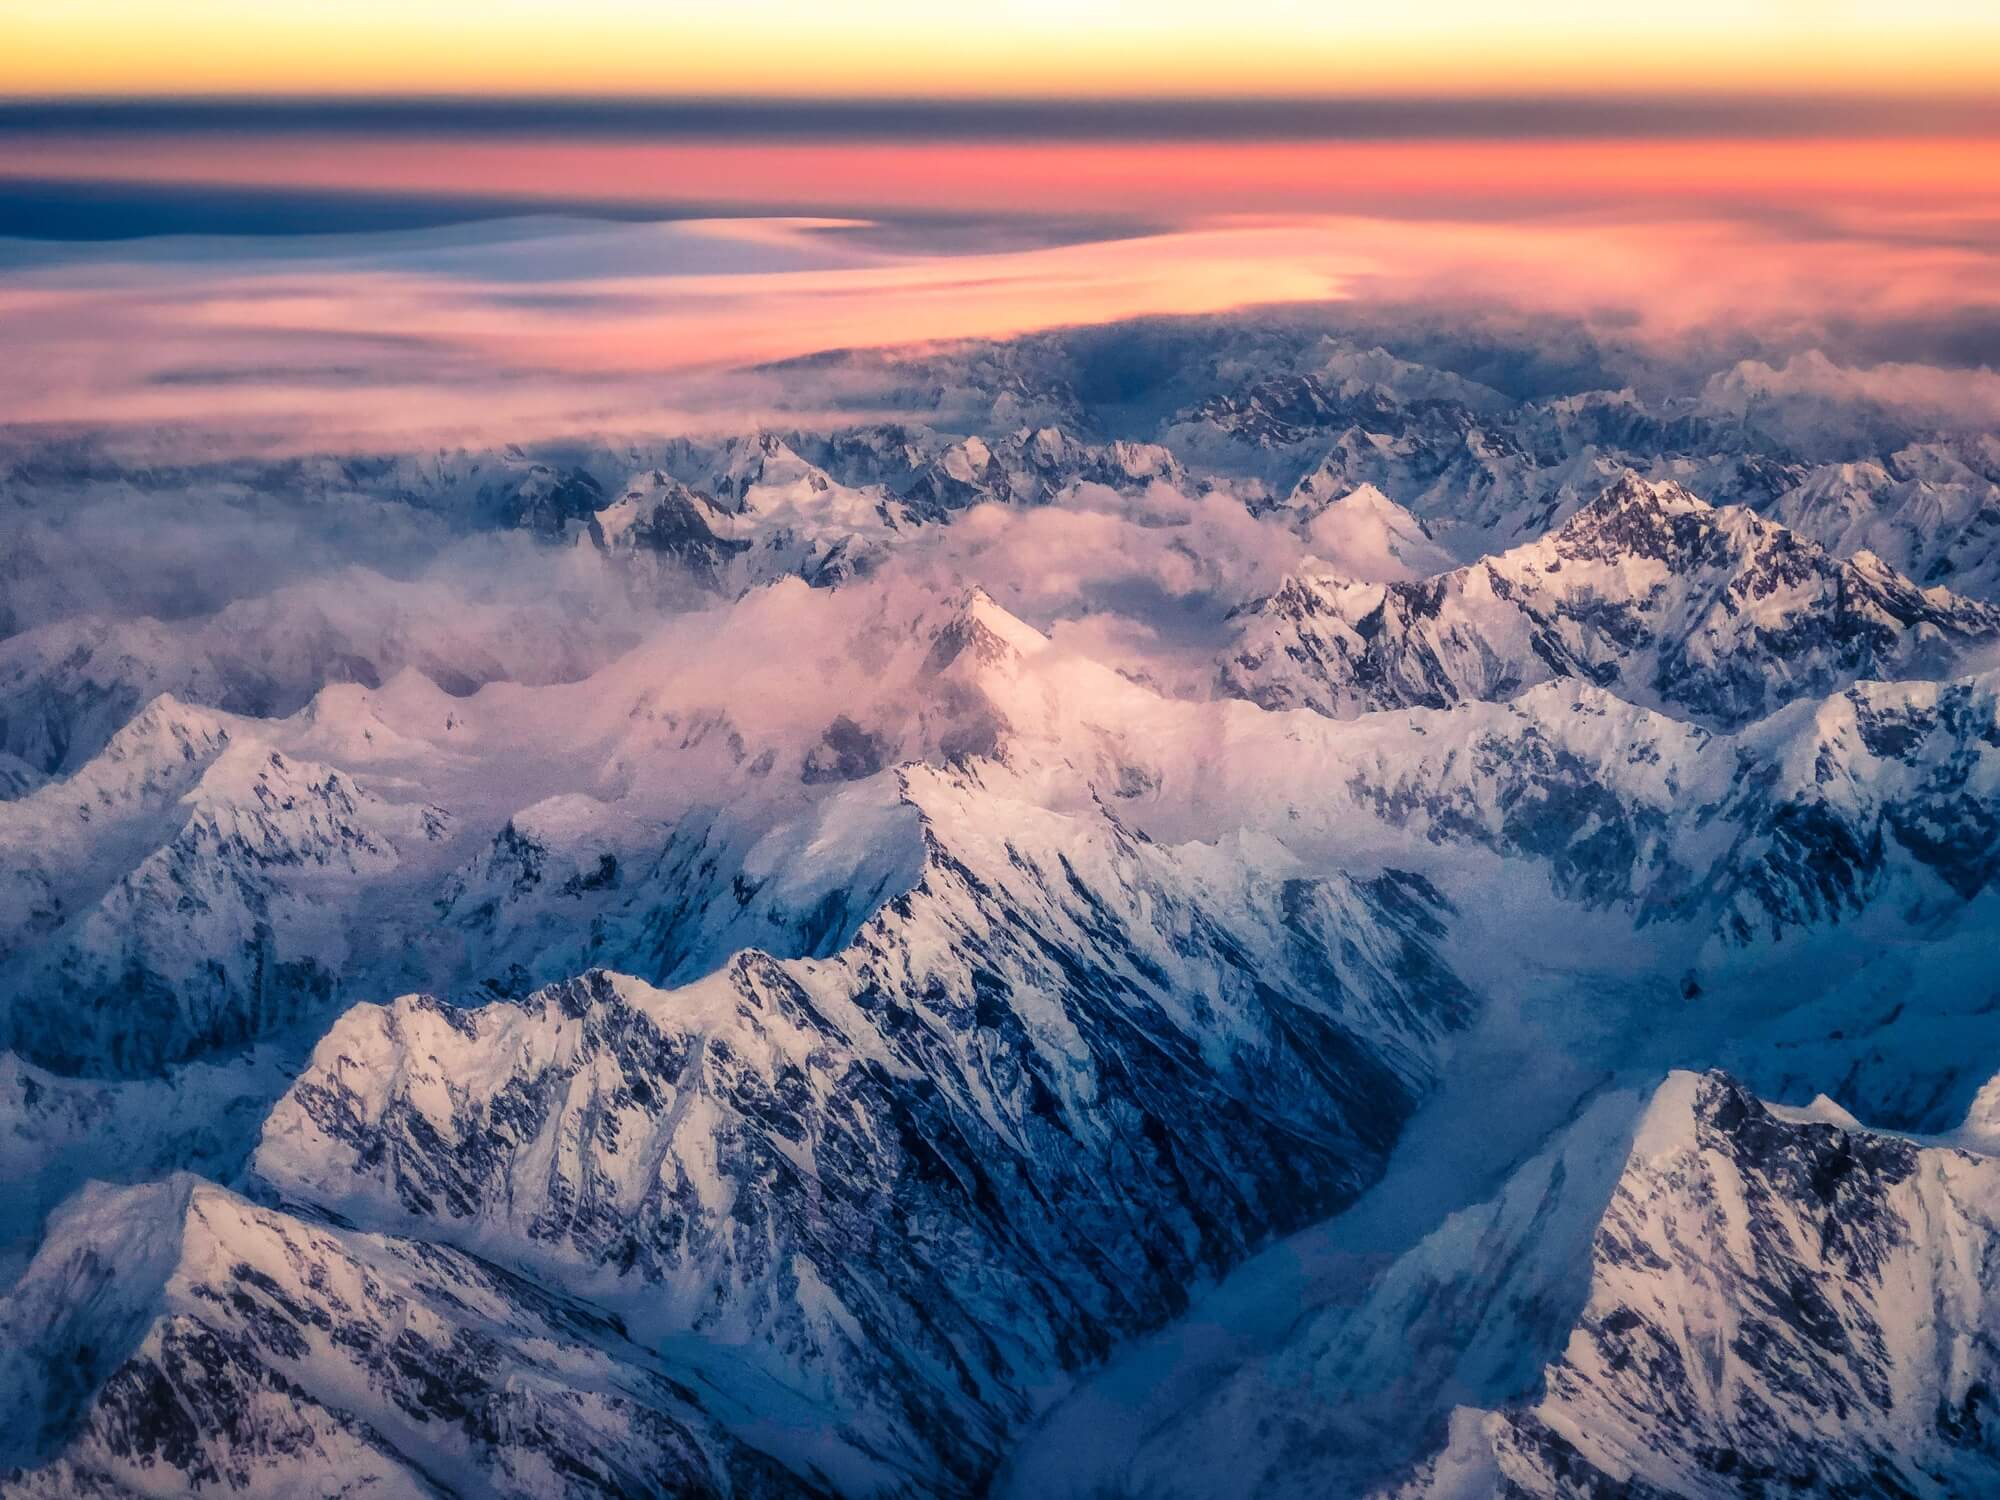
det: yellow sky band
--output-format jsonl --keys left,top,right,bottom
{"left": 3, "top": 2, "right": 1999, "bottom": 98}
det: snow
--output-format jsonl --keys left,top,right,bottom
{"left": 1297, "top": 482, "right": 1458, "bottom": 581}
{"left": 0, "top": 1047, "right": 293, "bottom": 1289}
{"left": 7, "top": 311, "right": 2000, "bottom": 1497}
{"left": 1221, "top": 474, "right": 2000, "bottom": 732}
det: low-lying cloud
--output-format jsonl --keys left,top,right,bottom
{"left": 2, "top": 124, "right": 1997, "bottom": 454}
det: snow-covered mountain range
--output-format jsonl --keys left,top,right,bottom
{"left": 5, "top": 309, "right": 2000, "bottom": 1498}
{"left": 1219, "top": 476, "right": 2000, "bottom": 729}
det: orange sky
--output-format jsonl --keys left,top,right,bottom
{"left": 6, "top": 135, "right": 1995, "bottom": 218}
{"left": 3, "top": 8, "right": 1995, "bottom": 452}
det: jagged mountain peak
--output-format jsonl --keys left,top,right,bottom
{"left": 1056, "top": 1061, "right": 2000, "bottom": 1500}
{"left": 13, "top": 312, "right": 2000, "bottom": 1500}
{"left": 923, "top": 586, "right": 1049, "bottom": 675}
{"left": 712, "top": 431, "right": 825, "bottom": 492}
{"left": 288, "top": 664, "right": 465, "bottom": 763}
{"left": 172, "top": 740, "right": 435, "bottom": 870}
{"left": 1527, "top": 469, "right": 1729, "bottom": 565}
{"left": 35, "top": 692, "right": 234, "bottom": 812}
{"left": 0, "top": 1175, "right": 202, "bottom": 1468}
{"left": 1383, "top": 1067, "right": 2000, "bottom": 1499}
{"left": 1563, "top": 468, "right": 1709, "bottom": 521}
{"left": 5, "top": 729, "right": 450, "bottom": 1078}
{"left": 589, "top": 469, "right": 749, "bottom": 587}
{"left": 0, "top": 1172, "right": 819, "bottom": 1499}
{"left": 607, "top": 466, "right": 725, "bottom": 509}
{"left": 1221, "top": 475, "right": 2000, "bottom": 730}
{"left": 1325, "top": 479, "right": 1415, "bottom": 518}
{"left": 251, "top": 753, "right": 1479, "bottom": 1491}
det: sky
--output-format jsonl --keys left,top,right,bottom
{"left": 4, "top": 1, "right": 2000, "bottom": 97}
{"left": 0, "top": 5, "right": 1994, "bottom": 450}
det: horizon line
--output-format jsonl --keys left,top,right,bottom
{"left": 3, "top": 92, "right": 1997, "bottom": 142}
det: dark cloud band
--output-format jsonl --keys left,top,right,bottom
{"left": 2, "top": 93, "right": 1995, "bottom": 142}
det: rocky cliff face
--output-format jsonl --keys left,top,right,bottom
{"left": 1307, "top": 669, "right": 2000, "bottom": 943}
{"left": 589, "top": 471, "right": 752, "bottom": 588}
{"left": 0, "top": 1176, "right": 820, "bottom": 1499}
{"left": 1220, "top": 476, "right": 2000, "bottom": 731}
{"left": 10, "top": 586, "right": 2000, "bottom": 1101}
{"left": 9, "top": 314, "right": 2000, "bottom": 1500}
{"left": 1030, "top": 1069, "right": 2000, "bottom": 1500}
{"left": 1769, "top": 442, "right": 2000, "bottom": 601}
{"left": 1385, "top": 1072, "right": 2000, "bottom": 1500}
{"left": 251, "top": 761, "right": 1477, "bottom": 1490}
{"left": 4, "top": 725, "right": 447, "bottom": 1077}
